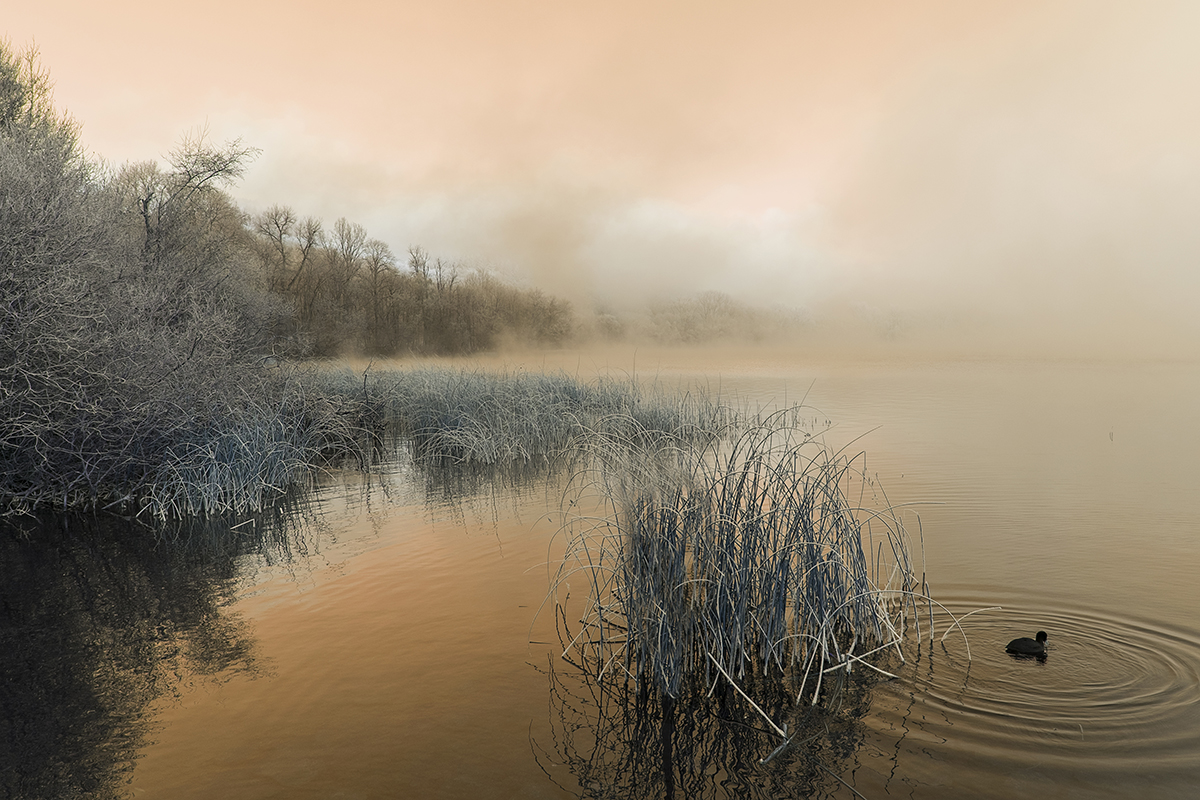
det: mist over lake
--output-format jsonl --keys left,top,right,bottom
{"left": 5, "top": 3, "right": 1200, "bottom": 797}
{"left": 9, "top": 2, "right": 1200, "bottom": 357}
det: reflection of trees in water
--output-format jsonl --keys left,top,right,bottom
{"left": 534, "top": 651, "right": 876, "bottom": 800}
{"left": 0, "top": 511, "right": 274, "bottom": 800}
{"left": 0, "top": 463, "right": 553, "bottom": 800}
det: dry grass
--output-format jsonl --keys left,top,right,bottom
{"left": 550, "top": 409, "right": 925, "bottom": 709}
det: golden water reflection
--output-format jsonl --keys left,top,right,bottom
{"left": 129, "top": 467, "right": 571, "bottom": 799}
{"left": 26, "top": 350, "right": 1199, "bottom": 799}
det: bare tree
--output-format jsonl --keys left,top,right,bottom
{"left": 253, "top": 204, "right": 296, "bottom": 290}
{"left": 287, "top": 215, "right": 323, "bottom": 291}
{"left": 328, "top": 217, "right": 365, "bottom": 305}
{"left": 407, "top": 246, "right": 431, "bottom": 349}
{"left": 0, "top": 41, "right": 60, "bottom": 132}
{"left": 124, "top": 128, "right": 259, "bottom": 267}
{"left": 363, "top": 238, "right": 396, "bottom": 353}
{"left": 408, "top": 245, "right": 430, "bottom": 280}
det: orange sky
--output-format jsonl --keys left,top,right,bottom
{"left": 8, "top": 1, "right": 1200, "bottom": 354}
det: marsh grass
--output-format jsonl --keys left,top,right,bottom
{"left": 0, "top": 364, "right": 376, "bottom": 520}
{"left": 3, "top": 363, "right": 735, "bottom": 521}
{"left": 314, "top": 364, "right": 733, "bottom": 467}
{"left": 550, "top": 409, "right": 925, "bottom": 713}
{"left": 135, "top": 372, "right": 377, "bottom": 520}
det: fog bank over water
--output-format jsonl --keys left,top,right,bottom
{"left": 9, "top": 1, "right": 1200, "bottom": 358}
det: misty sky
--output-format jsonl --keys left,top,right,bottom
{"left": 9, "top": 1, "right": 1200, "bottom": 354}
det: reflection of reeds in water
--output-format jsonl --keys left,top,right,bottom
{"left": 551, "top": 410, "right": 922, "bottom": 767}
{"left": 535, "top": 651, "right": 875, "bottom": 799}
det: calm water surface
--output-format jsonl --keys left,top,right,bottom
{"left": 108, "top": 353, "right": 1200, "bottom": 797}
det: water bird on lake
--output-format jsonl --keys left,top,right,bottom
{"left": 1006, "top": 630, "right": 1048, "bottom": 656}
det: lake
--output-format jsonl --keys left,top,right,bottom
{"left": 6, "top": 349, "right": 1199, "bottom": 798}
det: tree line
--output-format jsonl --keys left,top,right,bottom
{"left": 0, "top": 42, "right": 575, "bottom": 510}
{"left": 0, "top": 42, "right": 816, "bottom": 513}
{"left": 2, "top": 41, "right": 574, "bottom": 368}
{"left": 250, "top": 209, "right": 572, "bottom": 357}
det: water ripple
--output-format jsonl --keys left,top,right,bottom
{"left": 869, "top": 596, "right": 1200, "bottom": 773}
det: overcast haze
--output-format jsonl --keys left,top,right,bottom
{"left": 9, "top": 1, "right": 1200, "bottom": 355}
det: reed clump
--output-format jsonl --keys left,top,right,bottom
{"left": 1, "top": 362, "right": 734, "bottom": 520}
{"left": 313, "top": 365, "right": 733, "bottom": 467}
{"left": 140, "top": 374, "right": 374, "bottom": 519}
{"left": 0, "top": 357, "right": 383, "bottom": 520}
{"left": 553, "top": 410, "right": 922, "bottom": 705}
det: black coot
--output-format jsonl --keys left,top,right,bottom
{"left": 1006, "top": 630, "right": 1048, "bottom": 655}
